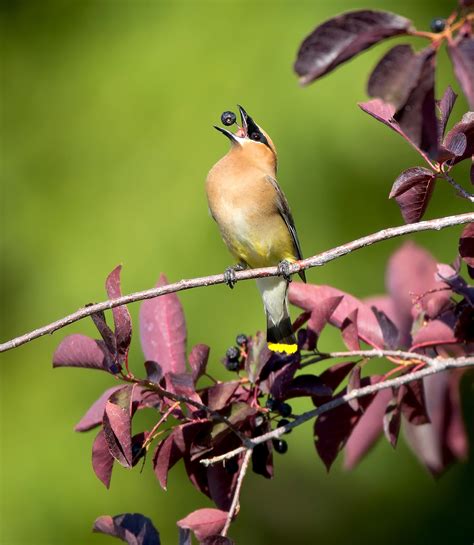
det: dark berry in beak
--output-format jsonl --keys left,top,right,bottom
{"left": 221, "top": 111, "right": 237, "bottom": 126}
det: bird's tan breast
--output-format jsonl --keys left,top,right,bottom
{"left": 206, "top": 157, "right": 295, "bottom": 267}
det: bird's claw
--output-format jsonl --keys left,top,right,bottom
{"left": 277, "top": 260, "right": 292, "bottom": 283}
{"left": 224, "top": 264, "right": 245, "bottom": 289}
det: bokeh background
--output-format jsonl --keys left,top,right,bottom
{"left": 2, "top": 0, "right": 474, "bottom": 544}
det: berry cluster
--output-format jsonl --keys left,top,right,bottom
{"left": 223, "top": 334, "right": 248, "bottom": 371}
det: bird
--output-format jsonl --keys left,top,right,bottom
{"left": 206, "top": 105, "right": 305, "bottom": 355}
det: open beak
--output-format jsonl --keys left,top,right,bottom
{"left": 213, "top": 125, "right": 238, "bottom": 143}
{"left": 237, "top": 105, "right": 249, "bottom": 136}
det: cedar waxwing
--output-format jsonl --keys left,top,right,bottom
{"left": 206, "top": 105, "right": 306, "bottom": 354}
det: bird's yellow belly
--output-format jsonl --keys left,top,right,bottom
{"left": 219, "top": 210, "right": 295, "bottom": 268}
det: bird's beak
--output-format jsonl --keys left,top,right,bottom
{"left": 214, "top": 125, "right": 238, "bottom": 144}
{"left": 238, "top": 104, "right": 260, "bottom": 138}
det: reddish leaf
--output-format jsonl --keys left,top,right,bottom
{"left": 144, "top": 361, "right": 163, "bottom": 384}
{"left": 448, "top": 34, "right": 474, "bottom": 109}
{"left": 341, "top": 309, "right": 360, "bottom": 350}
{"left": 282, "top": 374, "right": 333, "bottom": 400}
{"left": 139, "top": 273, "right": 187, "bottom": 375}
{"left": 205, "top": 381, "right": 240, "bottom": 411}
{"left": 201, "top": 537, "right": 234, "bottom": 545}
{"left": 92, "top": 429, "right": 114, "bottom": 488}
{"left": 153, "top": 432, "right": 183, "bottom": 490}
{"left": 346, "top": 365, "right": 361, "bottom": 411}
{"left": 443, "top": 111, "right": 474, "bottom": 164}
{"left": 103, "top": 385, "right": 134, "bottom": 468}
{"left": 393, "top": 172, "right": 436, "bottom": 224}
{"left": 90, "top": 310, "right": 117, "bottom": 357}
{"left": 368, "top": 45, "right": 426, "bottom": 110}
{"left": 459, "top": 223, "right": 474, "bottom": 268}
{"left": 294, "top": 10, "right": 411, "bottom": 84}
{"left": 207, "top": 453, "right": 243, "bottom": 511}
{"left": 389, "top": 167, "right": 436, "bottom": 199}
{"left": 53, "top": 334, "right": 110, "bottom": 372}
{"left": 437, "top": 86, "right": 457, "bottom": 139}
{"left": 383, "top": 397, "right": 401, "bottom": 448}
{"left": 106, "top": 265, "right": 132, "bottom": 362}
{"left": 387, "top": 242, "right": 452, "bottom": 345}
{"left": 370, "top": 306, "right": 399, "bottom": 349}
{"left": 165, "top": 373, "right": 202, "bottom": 410}
{"left": 399, "top": 380, "right": 430, "bottom": 425}
{"left": 393, "top": 47, "right": 438, "bottom": 159}
{"left": 307, "top": 295, "right": 343, "bottom": 336}
{"left": 404, "top": 370, "right": 468, "bottom": 476}
{"left": 318, "top": 361, "right": 358, "bottom": 397}
{"left": 251, "top": 420, "right": 274, "bottom": 479}
{"left": 75, "top": 386, "right": 123, "bottom": 432}
{"left": 93, "top": 513, "right": 160, "bottom": 545}
{"left": 177, "top": 509, "right": 228, "bottom": 542}
{"left": 290, "top": 283, "right": 384, "bottom": 348}
{"left": 189, "top": 344, "right": 210, "bottom": 384}
{"left": 344, "top": 388, "right": 393, "bottom": 468}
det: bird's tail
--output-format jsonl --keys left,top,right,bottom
{"left": 256, "top": 277, "right": 297, "bottom": 355}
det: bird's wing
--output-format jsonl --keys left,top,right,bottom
{"left": 265, "top": 175, "right": 306, "bottom": 283}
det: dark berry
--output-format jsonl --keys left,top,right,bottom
{"left": 221, "top": 111, "right": 236, "bottom": 126}
{"left": 236, "top": 334, "right": 248, "bottom": 346}
{"left": 225, "top": 358, "right": 240, "bottom": 372}
{"left": 278, "top": 402, "right": 292, "bottom": 418}
{"left": 430, "top": 18, "right": 446, "bottom": 33}
{"left": 265, "top": 397, "right": 280, "bottom": 411}
{"left": 277, "top": 419, "right": 292, "bottom": 434}
{"left": 226, "top": 346, "right": 240, "bottom": 361}
{"left": 224, "top": 458, "right": 239, "bottom": 474}
{"left": 272, "top": 439, "right": 288, "bottom": 454}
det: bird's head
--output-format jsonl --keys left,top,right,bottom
{"left": 214, "top": 105, "right": 277, "bottom": 171}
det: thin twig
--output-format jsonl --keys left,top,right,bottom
{"left": 221, "top": 449, "right": 252, "bottom": 537}
{"left": 441, "top": 172, "right": 474, "bottom": 202}
{"left": 327, "top": 349, "right": 436, "bottom": 366}
{"left": 1, "top": 212, "right": 473, "bottom": 354}
{"left": 200, "top": 355, "right": 474, "bottom": 465}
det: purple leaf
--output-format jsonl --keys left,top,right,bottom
{"left": 443, "top": 111, "right": 474, "bottom": 164}
{"left": 437, "top": 86, "right": 457, "bottom": 139}
{"left": 368, "top": 44, "right": 426, "bottom": 110}
{"left": 399, "top": 379, "right": 430, "bottom": 425}
{"left": 371, "top": 306, "right": 399, "bottom": 349}
{"left": 307, "top": 295, "right": 343, "bottom": 336}
{"left": 251, "top": 420, "right": 274, "bottom": 479}
{"left": 393, "top": 47, "right": 438, "bottom": 159}
{"left": 245, "top": 331, "right": 272, "bottom": 384}
{"left": 404, "top": 370, "right": 468, "bottom": 476}
{"left": 389, "top": 167, "right": 436, "bottom": 199}
{"left": 294, "top": 10, "right": 411, "bottom": 84}
{"left": 392, "top": 171, "right": 436, "bottom": 224}
{"left": 448, "top": 33, "right": 474, "bottom": 109}
{"left": 153, "top": 433, "right": 182, "bottom": 490}
{"left": 346, "top": 366, "right": 361, "bottom": 411}
{"left": 106, "top": 266, "right": 132, "bottom": 362}
{"left": 75, "top": 386, "right": 124, "bottom": 432}
{"left": 317, "top": 361, "right": 358, "bottom": 399}
{"left": 92, "top": 429, "right": 114, "bottom": 488}
{"left": 383, "top": 397, "right": 401, "bottom": 448}
{"left": 207, "top": 452, "right": 243, "bottom": 510}
{"left": 103, "top": 385, "right": 134, "bottom": 468}
{"left": 459, "top": 223, "right": 474, "bottom": 268}
{"left": 90, "top": 310, "right": 117, "bottom": 357}
{"left": 53, "top": 334, "right": 110, "bottom": 372}
{"left": 290, "top": 284, "right": 384, "bottom": 348}
{"left": 144, "top": 361, "right": 163, "bottom": 384}
{"left": 341, "top": 309, "right": 360, "bottom": 350}
{"left": 139, "top": 273, "right": 187, "bottom": 375}
{"left": 165, "top": 372, "right": 202, "bottom": 409}
{"left": 387, "top": 242, "right": 452, "bottom": 345}
{"left": 344, "top": 388, "right": 393, "bottom": 468}
{"left": 189, "top": 344, "right": 210, "bottom": 384}
{"left": 93, "top": 513, "right": 160, "bottom": 545}
{"left": 205, "top": 381, "right": 240, "bottom": 411}
{"left": 411, "top": 318, "right": 458, "bottom": 350}
{"left": 177, "top": 509, "right": 228, "bottom": 542}
{"left": 282, "top": 374, "right": 333, "bottom": 400}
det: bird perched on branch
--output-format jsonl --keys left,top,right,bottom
{"left": 206, "top": 105, "right": 305, "bottom": 354}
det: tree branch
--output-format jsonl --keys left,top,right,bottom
{"left": 200, "top": 354, "right": 474, "bottom": 466}
{"left": 1, "top": 212, "right": 473, "bottom": 354}
{"left": 221, "top": 449, "right": 252, "bottom": 537}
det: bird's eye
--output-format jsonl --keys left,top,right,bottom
{"left": 250, "top": 132, "right": 261, "bottom": 141}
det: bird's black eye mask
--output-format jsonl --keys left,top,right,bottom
{"left": 245, "top": 115, "right": 271, "bottom": 149}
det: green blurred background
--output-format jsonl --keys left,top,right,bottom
{"left": 2, "top": 0, "right": 474, "bottom": 543}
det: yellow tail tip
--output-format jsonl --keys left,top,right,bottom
{"left": 268, "top": 342, "right": 298, "bottom": 355}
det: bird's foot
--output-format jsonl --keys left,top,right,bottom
{"left": 277, "top": 260, "right": 293, "bottom": 283}
{"left": 224, "top": 264, "right": 245, "bottom": 289}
